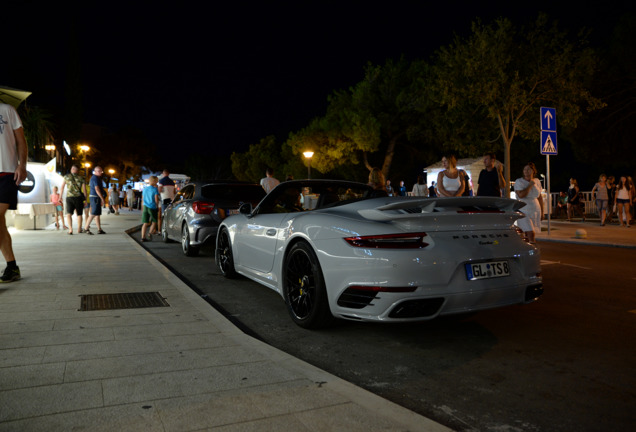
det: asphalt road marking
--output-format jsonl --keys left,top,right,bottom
{"left": 540, "top": 260, "right": 592, "bottom": 270}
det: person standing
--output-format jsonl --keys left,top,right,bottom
{"left": 141, "top": 176, "right": 160, "bottom": 242}
{"left": 108, "top": 185, "right": 120, "bottom": 215}
{"left": 49, "top": 186, "right": 67, "bottom": 230}
{"left": 477, "top": 152, "right": 505, "bottom": 197}
{"left": 84, "top": 166, "right": 106, "bottom": 234}
{"left": 591, "top": 174, "right": 609, "bottom": 226}
{"left": 411, "top": 175, "right": 428, "bottom": 197}
{"left": 126, "top": 186, "right": 135, "bottom": 211}
{"left": 428, "top": 181, "right": 437, "bottom": 197}
{"left": 0, "top": 103, "right": 27, "bottom": 283}
{"left": 397, "top": 180, "right": 407, "bottom": 196}
{"left": 567, "top": 178, "right": 585, "bottom": 222}
{"left": 158, "top": 169, "right": 176, "bottom": 212}
{"left": 385, "top": 180, "right": 394, "bottom": 196}
{"left": 436, "top": 155, "right": 465, "bottom": 197}
{"left": 514, "top": 162, "right": 544, "bottom": 243}
{"left": 59, "top": 164, "right": 88, "bottom": 234}
{"left": 260, "top": 167, "right": 280, "bottom": 194}
{"left": 614, "top": 176, "right": 633, "bottom": 227}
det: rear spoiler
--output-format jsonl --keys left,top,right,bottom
{"left": 358, "top": 197, "right": 526, "bottom": 222}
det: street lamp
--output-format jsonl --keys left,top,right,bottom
{"left": 303, "top": 151, "right": 314, "bottom": 179}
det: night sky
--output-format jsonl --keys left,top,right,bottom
{"left": 4, "top": 1, "right": 633, "bottom": 166}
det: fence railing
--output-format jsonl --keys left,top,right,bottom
{"left": 547, "top": 191, "right": 597, "bottom": 216}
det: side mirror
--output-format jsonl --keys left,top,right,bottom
{"left": 239, "top": 202, "right": 253, "bottom": 216}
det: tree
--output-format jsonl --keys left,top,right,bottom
{"left": 19, "top": 105, "right": 55, "bottom": 162}
{"left": 570, "top": 12, "right": 636, "bottom": 175}
{"left": 231, "top": 136, "right": 287, "bottom": 182}
{"left": 286, "top": 57, "right": 430, "bottom": 180}
{"left": 431, "top": 14, "right": 604, "bottom": 196}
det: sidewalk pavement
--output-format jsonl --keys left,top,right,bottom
{"left": 0, "top": 211, "right": 451, "bottom": 432}
{"left": 536, "top": 217, "right": 636, "bottom": 248}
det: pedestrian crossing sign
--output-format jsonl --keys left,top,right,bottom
{"left": 541, "top": 131, "right": 558, "bottom": 155}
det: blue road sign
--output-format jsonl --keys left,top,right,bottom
{"left": 541, "top": 131, "right": 558, "bottom": 155}
{"left": 540, "top": 107, "right": 557, "bottom": 155}
{"left": 541, "top": 107, "right": 557, "bottom": 132}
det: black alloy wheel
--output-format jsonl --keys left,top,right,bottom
{"left": 216, "top": 228, "right": 237, "bottom": 278}
{"left": 283, "top": 241, "right": 334, "bottom": 329}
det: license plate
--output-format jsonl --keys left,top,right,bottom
{"left": 465, "top": 261, "right": 510, "bottom": 280}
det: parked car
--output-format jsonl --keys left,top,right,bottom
{"left": 216, "top": 179, "right": 543, "bottom": 329}
{"left": 161, "top": 181, "right": 266, "bottom": 256}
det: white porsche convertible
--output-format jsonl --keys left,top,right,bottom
{"left": 215, "top": 180, "right": 543, "bottom": 329}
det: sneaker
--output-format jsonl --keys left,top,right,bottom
{"left": 0, "top": 266, "right": 20, "bottom": 283}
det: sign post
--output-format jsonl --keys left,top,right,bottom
{"left": 540, "top": 107, "right": 557, "bottom": 235}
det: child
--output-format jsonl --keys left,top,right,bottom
{"left": 49, "top": 186, "right": 68, "bottom": 230}
{"left": 141, "top": 176, "right": 160, "bottom": 242}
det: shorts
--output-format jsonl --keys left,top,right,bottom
{"left": 56, "top": 205, "right": 63, "bottom": 212}
{"left": 0, "top": 174, "right": 18, "bottom": 210}
{"left": 616, "top": 198, "right": 630, "bottom": 205}
{"left": 66, "top": 196, "right": 84, "bottom": 215}
{"left": 90, "top": 196, "right": 102, "bottom": 216}
{"left": 142, "top": 206, "right": 158, "bottom": 223}
{"left": 596, "top": 199, "right": 608, "bottom": 211}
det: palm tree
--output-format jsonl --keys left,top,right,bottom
{"left": 19, "top": 105, "right": 56, "bottom": 162}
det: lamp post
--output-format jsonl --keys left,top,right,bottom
{"left": 84, "top": 162, "right": 91, "bottom": 182}
{"left": 45, "top": 144, "right": 56, "bottom": 158}
{"left": 303, "top": 151, "right": 314, "bottom": 179}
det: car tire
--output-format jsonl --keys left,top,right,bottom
{"left": 181, "top": 224, "right": 199, "bottom": 257}
{"left": 216, "top": 228, "right": 237, "bottom": 278}
{"left": 283, "top": 241, "right": 335, "bottom": 329}
{"left": 161, "top": 218, "right": 171, "bottom": 243}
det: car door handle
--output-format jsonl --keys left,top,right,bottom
{"left": 266, "top": 229, "right": 276, "bottom": 236}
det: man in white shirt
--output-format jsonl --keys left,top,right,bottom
{"left": 158, "top": 169, "right": 176, "bottom": 212}
{"left": 0, "top": 103, "right": 28, "bottom": 283}
{"left": 260, "top": 167, "right": 280, "bottom": 194}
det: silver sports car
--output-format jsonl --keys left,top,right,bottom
{"left": 162, "top": 181, "right": 265, "bottom": 256}
{"left": 215, "top": 180, "right": 543, "bottom": 328}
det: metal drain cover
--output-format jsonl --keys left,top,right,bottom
{"left": 79, "top": 292, "right": 170, "bottom": 311}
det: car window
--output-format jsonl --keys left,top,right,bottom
{"left": 181, "top": 185, "right": 195, "bottom": 200}
{"left": 257, "top": 182, "right": 371, "bottom": 214}
{"left": 201, "top": 184, "right": 266, "bottom": 202}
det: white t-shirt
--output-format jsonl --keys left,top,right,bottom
{"left": 0, "top": 104, "right": 23, "bottom": 173}
{"left": 411, "top": 183, "right": 428, "bottom": 197}
{"left": 260, "top": 176, "right": 280, "bottom": 193}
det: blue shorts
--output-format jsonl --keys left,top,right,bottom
{"left": 0, "top": 173, "right": 18, "bottom": 210}
{"left": 90, "top": 196, "right": 102, "bottom": 216}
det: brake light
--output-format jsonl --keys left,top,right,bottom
{"left": 192, "top": 201, "right": 215, "bottom": 214}
{"left": 344, "top": 233, "right": 429, "bottom": 249}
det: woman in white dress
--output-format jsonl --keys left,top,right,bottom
{"left": 436, "top": 155, "right": 465, "bottom": 197}
{"left": 514, "top": 162, "right": 544, "bottom": 243}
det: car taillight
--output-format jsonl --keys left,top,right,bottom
{"left": 344, "top": 233, "right": 429, "bottom": 249}
{"left": 192, "top": 201, "right": 215, "bottom": 214}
